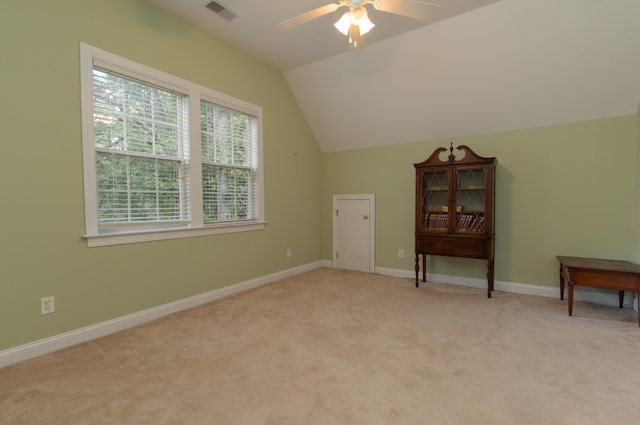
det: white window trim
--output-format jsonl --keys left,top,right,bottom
{"left": 80, "top": 43, "right": 265, "bottom": 247}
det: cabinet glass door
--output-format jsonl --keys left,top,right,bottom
{"left": 421, "top": 171, "right": 449, "bottom": 231}
{"left": 455, "top": 169, "right": 486, "bottom": 233}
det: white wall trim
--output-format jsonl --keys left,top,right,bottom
{"left": 0, "top": 261, "right": 325, "bottom": 369}
{"left": 2, "top": 261, "right": 630, "bottom": 369}
{"left": 375, "top": 266, "right": 637, "bottom": 308}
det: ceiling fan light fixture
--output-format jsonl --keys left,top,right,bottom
{"left": 357, "top": 15, "right": 375, "bottom": 35}
{"left": 334, "top": 13, "right": 351, "bottom": 36}
{"left": 334, "top": 6, "right": 375, "bottom": 46}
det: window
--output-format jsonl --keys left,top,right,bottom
{"left": 80, "top": 44, "right": 264, "bottom": 247}
{"left": 200, "top": 101, "right": 258, "bottom": 223}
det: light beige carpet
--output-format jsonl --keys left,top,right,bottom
{"left": 2, "top": 268, "right": 639, "bottom": 425}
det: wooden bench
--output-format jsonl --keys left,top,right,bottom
{"left": 557, "top": 256, "right": 640, "bottom": 327}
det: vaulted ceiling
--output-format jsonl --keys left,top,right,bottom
{"left": 147, "top": 0, "right": 640, "bottom": 152}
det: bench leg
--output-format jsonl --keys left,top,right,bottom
{"left": 559, "top": 263, "right": 565, "bottom": 300}
{"left": 568, "top": 283, "right": 574, "bottom": 317}
{"left": 637, "top": 292, "right": 640, "bottom": 327}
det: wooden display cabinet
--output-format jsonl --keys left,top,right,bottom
{"left": 414, "top": 144, "right": 497, "bottom": 298}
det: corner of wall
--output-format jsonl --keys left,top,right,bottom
{"left": 633, "top": 103, "right": 640, "bottom": 311}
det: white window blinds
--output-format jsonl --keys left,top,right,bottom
{"left": 92, "top": 68, "right": 190, "bottom": 229}
{"left": 201, "top": 101, "right": 258, "bottom": 223}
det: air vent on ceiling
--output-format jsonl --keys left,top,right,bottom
{"left": 205, "top": 1, "right": 237, "bottom": 21}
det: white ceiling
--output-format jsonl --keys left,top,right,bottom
{"left": 147, "top": 0, "right": 640, "bottom": 153}
{"left": 146, "top": 0, "right": 501, "bottom": 70}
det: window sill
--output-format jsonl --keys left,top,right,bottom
{"left": 84, "top": 222, "right": 267, "bottom": 247}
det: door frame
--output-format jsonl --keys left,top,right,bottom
{"left": 332, "top": 194, "right": 376, "bottom": 272}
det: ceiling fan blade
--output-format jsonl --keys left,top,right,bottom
{"left": 408, "top": 0, "right": 442, "bottom": 7}
{"left": 372, "top": 0, "right": 441, "bottom": 21}
{"left": 277, "top": 3, "right": 344, "bottom": 31}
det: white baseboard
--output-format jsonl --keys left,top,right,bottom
{"left": 375, "top": 266, "right": 637, "bottom": 308}
{"left": 0, "top": 261, "right": 325, "bottom": 369}
{"left": 2, "top": 262, "right": 632, "bottom": 369}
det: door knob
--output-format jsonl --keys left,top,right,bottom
{"left": 363, "top": 215, "right": 369, "bottom": 220}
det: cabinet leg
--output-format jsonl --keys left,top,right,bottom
{"left": 415, "top": 254, "right": 419, "bottom": 288}
{"left": 422, "top": 254, "right": 427, "bottom": 282}
{"left": 487, "top": 260, "right": 494, "bottom": 298}
{"left": 618, "top": 290, "right": 624, "bottom": 308}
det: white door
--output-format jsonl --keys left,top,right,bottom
{"left": 333, "top": 194, "right": 375, "bottom": 272}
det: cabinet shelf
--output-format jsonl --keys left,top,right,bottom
{"left": 456, "top": 214, "right": 485, "bottom": 232}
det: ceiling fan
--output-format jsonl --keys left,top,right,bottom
{"left": 277, "top": 0, "right": 442, "bottom": 48}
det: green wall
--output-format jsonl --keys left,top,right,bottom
{"left": 0, "top": 1, "right": 322, "bottom": 350}
{"left": 322, "top": 116, "right": 638, "bottom": 287}
{"left": 1, "top": 0, "right": 638, "bottom": 354}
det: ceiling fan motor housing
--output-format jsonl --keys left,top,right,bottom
{"left": 350, "top": 6, "right": 368, "bottom": 25}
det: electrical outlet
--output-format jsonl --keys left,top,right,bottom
{"left": 398, "top": 249, "right": 404, "bottom": 258}
{"left": 287, "top": 248, "right": 292, "bottom": 258}
{"left": 41, "top": 296, "right": 55, "bottom": 315}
